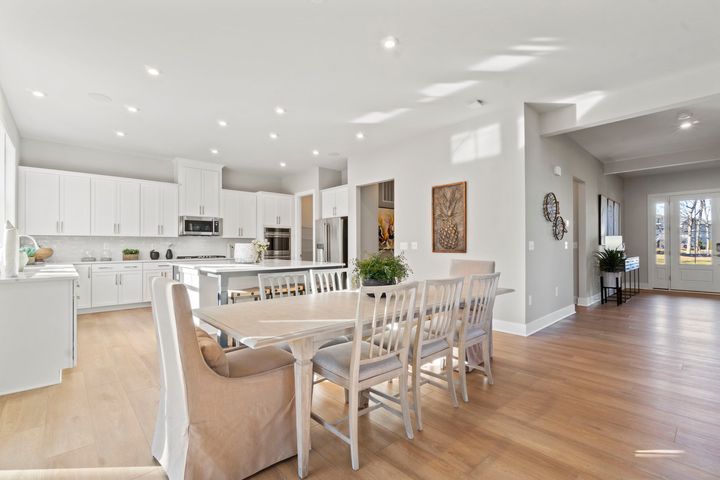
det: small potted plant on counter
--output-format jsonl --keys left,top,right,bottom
{"left": 594, "top": 247, "right": 626, "bottom": 285}
{"left": 122, "top": 248, "right": 140, "bottom": 261}
{"left": 353, "top": 252, "right": 411, "bottom": 289}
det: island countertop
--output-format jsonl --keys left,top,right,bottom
{"left": 0, "top": 264, "right": 79, "bottom": 284}
{"left": 171, "top": 259, "right": 345, "bottom": 274}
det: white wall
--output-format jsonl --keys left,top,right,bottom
{"left": 0, "top": 85, "right": 19, "bottom": 147}
{"left": 20, "top": 138, "right": 284, "bottom": 192}
{"left": 524, "top": 106, "right": 623, "bottom": 319}
{"left": 1, "top": 83, "right": 19, "bottom": 231}
{"left": 623, "top": 166, "right": 720, "bottom": 284}
{"left": 348, "top": 104, "right": 526, "bottom": 326}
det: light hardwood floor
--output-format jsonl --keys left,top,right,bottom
{"left": 1, "top": 291, "right": 719, "bottom": 479}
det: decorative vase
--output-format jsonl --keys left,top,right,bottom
{"left": 254, "top": 251, "right": 264, "bottom": 264}
{"left": 18, "top": 251, "right": 29, "bottom": 272}
{"left": 362, "top": 278, "right": 396, "bottom": 297}
{"left": 602, "top": 271, "right": 622, "bottom": 286}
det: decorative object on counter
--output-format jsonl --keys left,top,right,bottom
{"left": 166, "top": 244, "right": 174, "bottom": 260}
{"left": 432, "top": 181, "right": 467, "bottom": 253}
{"left": 233, "top": 243, "right": 256, "bottom": 264}
{"left": 251, "top": 239, "right": 269, "bottom": 263}
{"left": 123, "top": 248, "right": 140, "bottom": 261}
{"left": 150, "top": 249, "right": 160, "bottom": 260}
{"left": 20, "top": 246, "right": 37, "bottom": 265}
{"left": 35, "top": 247, "right": 54, "bottom": 262}
{"left": 80, "top": 249, "right": 95, "bottom": 262}
{"left": 353, "top": 251, "right": 411, "bottom": 293}
{"left": 101, "top": 244, "right": 112, "bottom": 262}
{"left": 2, "top": 221, "right": 20, "bottom": 277}
{"left": 543, "top": 192, "right": 559, "bottom": 221}
{"left": 18, "top": 250, "right": 29, "bottom": 272}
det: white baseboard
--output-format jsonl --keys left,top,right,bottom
{"left": 639, "top": 282, "right": 652, "bottom": 290}
{"left": 78, "top": 302, "right": 150, "bottom": 314}
{"left": 577, "top": 293, "right": 601, "bottom": 307}
{"left": 493, "top": 304, "right": 576, "bottom": 337}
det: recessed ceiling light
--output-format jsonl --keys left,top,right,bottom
{"left": 312, "top": 149, "right": 320, "bottom": 156}
{"left": 274, "top": 106, "right": 286, "bottom": 115}
{"left": 269, "top": 132, "right": 279, "bottom": 140}
{"left": 679, "top": 121, "right": 693, "bottom": 130}
{"left": 280, "top": 162, "right": 287, "bottom": 167}
{"left": 115, "top": 131, "right": 126, "bottom": 137}
{"left": 355, "top": 131, "right": 365, "bottom": 140}
{"left": 381, "top": 36, "right": 399, "bottom": 50}
{"left": 217, "top": 119, "right": 228, "bottom": 127}
{"left": 145, "top": 65, "right": 161, "bottom": 76}
{"left": 125, "top": 105, "right": 140, "bottom": 113}
{"left": 30, "top": 90, "right": 46, "bottom": 98}
{"left": 210, "top": 148, "right": 219, "bottom": 155}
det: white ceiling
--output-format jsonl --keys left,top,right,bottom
{"left": 567, "top": 95, "right": 720, "bottom": 165}
{"left": 1, "top": 1, "right": 720, "bottom": 175}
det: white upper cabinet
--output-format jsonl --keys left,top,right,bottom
{"left": 258, "top": 192, "right": 293, "bottom": 228}
{"left": 91, "top": 178, "right": 140, "bottom": 236}
{"left": 19, "top": 168, "right": 91, "bottom": 235}
{"left": 222, "top": 189, "right": 257, "bottom": 238}
{"left": 174, "top": 159, "right": 223, "bottom": 217}
{"left": 141, "top": 182, "right": 178, "bottom": 237}
{"left": 321, "top": 185, "right": 349, "bottom": 219}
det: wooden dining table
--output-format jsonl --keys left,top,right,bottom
{"left": 194, "top": 287, "right": 513, "bottom": 478}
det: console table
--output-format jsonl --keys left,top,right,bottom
{"left": 600, "top": 256, "right": 640, "bottom": 305}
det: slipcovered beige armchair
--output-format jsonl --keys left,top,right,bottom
{"left": 150, "top": 277, "right": 297, "bottom": 480}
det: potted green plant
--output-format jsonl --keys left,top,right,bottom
{"left": 123, "top": 248, "right": 140, "bottom": 261}
{"left": 353, "top": 252, "right": 411, "bottom": 288}
{"left": 594, "top": 247, "right": 626, "bottom": 285}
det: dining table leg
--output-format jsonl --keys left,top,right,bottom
{"left": 289, "top": 337, "right": 316, "bottom": 479}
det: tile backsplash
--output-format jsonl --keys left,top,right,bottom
{"left": 33, "top": 236, "right": 251, "bottom": 263}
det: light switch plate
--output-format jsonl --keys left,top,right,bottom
{"left": 528, "top": 241, "right": 535, "bottom": 251}
{"left": 399, "top": 242, "right": 409, "bottom": 250}
{"left": 410, "top": 242, "right": 418, "bottom": 250}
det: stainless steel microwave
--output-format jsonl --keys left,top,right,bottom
{"left": 179, "top": 216, "right": 222, "bottom": 236}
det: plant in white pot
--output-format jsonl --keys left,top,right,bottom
{"left": 352, "top": 252, "right": 411, "bottom": 289}
{"left": 594, "top": 247, "right": 626, "bottom": 286}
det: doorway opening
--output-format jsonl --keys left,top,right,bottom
{"left": 358, "top": 180, "right": 394, "bottom": 259}
{"left": 299, "top": 193, "right": 313, "bottom": 261}
{"left": 572, "top": 178, "right": 587, "bottom": 305}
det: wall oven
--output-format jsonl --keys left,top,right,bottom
{"left": 179, "top": 216, "right": 222, "bottom": 236}
{"left": 264, "top": 227, "right": 291, "bottom": 259}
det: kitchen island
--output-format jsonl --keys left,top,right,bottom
{"left": 0, "top": 264, "right": 78, "bottom": 394}
{"left": 172, "top": 259, "right": 345, "bottom": 323}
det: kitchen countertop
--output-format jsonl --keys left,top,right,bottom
{"left": 48, "top": 258, "right": 226, "bottom": 266}
{"left": 0, "top": 264, "right": 79, "bottom": 283}
{"left": 173, "top": 259, "right": 345, "bottom": 274}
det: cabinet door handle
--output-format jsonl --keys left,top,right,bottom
{"left": 60, "top": 220, "right": 64, "bottom": 232}
{"left": 56, "top": 221, "right": 60, "bottom": 233}
{"left": 161, "top": 225, "right": 164, "bottom": 235}
{"left": 240, "top": 227, "right": 243, "bottom": 237}
{"left": 119, "top": 274, "right": 122, "bottom": 285}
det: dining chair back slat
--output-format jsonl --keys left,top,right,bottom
{"left": 310, "top": 268, "right": 350, "bottom": 294}
{"left": 257, "top": 271, "right": 310, "bottom": 300}
{"left": 359, "top": 283, "right": 417, "bottom": 364}
{"left": 463, "top": 273, "right": 500, "bottom": 334}
{"left": 418, "top": 277, "right": 464, "bottom": 347}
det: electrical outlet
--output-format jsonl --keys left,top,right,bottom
{"left": 410, "top": 242, "right": 418, "bottom": 250}
{"left": 528, "top": 240, "right": 535, "bottom": 251}
{"left": 528, "top": 295, "right": 532, "bottom": 306}
{"left": 399, "top": 242, "right": 409, "bottom": 250}
{"left": 555, "top": 286, "right": 559, "bottom": 297}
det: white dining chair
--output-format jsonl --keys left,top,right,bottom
{"left": 456, "top": 272, "right": 500, "bottom": 401}
{"left": 410, "top": 277, "right": 463, "bottom": 430}
{"left": 309, "top": 267, "right": 350, "bottom": 293}
{"left": 311, "top": 282, "right": 418, "bottom": 470}
{"left": 257, "top": 271, "right": 310, "bottom": 300}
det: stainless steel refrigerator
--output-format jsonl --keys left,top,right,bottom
{"left": 316, "top": 217, "right": 348, "bottom": 266}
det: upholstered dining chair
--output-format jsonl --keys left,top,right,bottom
{"left": 309, "top": 267, "right": 351, "bottom": 293}
{"left": 150, "top": 277, "right": 297, "bottom": 480}
{"left": 456, "top": 273, "right": 500, "bottom": 401}
{"left": 311, "top": 282, "right": 419, "bottom": 470}
{"left": 258, "top": 271, "right": 310, "bottom": 300}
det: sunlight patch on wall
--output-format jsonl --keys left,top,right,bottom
{"left": 517, "top": 116, "right": 525, "bottom": 149}
{"left": 351, "top": 108, "right": 410, "bottom": 124}
{"left": 419, "top": 80, "right": 478, "bottom": 98}
{"left": 450, "top": 123, "right": 502, "bottom": 164}
{"left": 470, "top": 55, "right": 535, "bottom": 72}
{"left": 511, "top": 44, "right": 563, "bottom": 53}
{"left": 556, "top": 90, "right": 606, "bottom": 120}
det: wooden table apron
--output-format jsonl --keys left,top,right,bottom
{"left": 194, "top": 288, "right": 514, "bottom": 478}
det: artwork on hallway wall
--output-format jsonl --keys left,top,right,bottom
{"left": 599, "top": 195, "right": 621, "bottom": 244}
{"left": 432, "top": 181, "right": 467, "bottom": 253}
{"left": 378, "top": 208, "right": 394, "bottom": 251}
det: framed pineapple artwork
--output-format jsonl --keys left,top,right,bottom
{"left": 432, "top": 181, "right": 467, "bottom": 253}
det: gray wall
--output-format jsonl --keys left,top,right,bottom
{"left": 623, "top": 166, "right": 720, "bottom": 284}
{"left": 359, "top": 183, "right": 379, "bottom": 259}
{"left": 524, "top": 106, "right": 623, "bottom": 321}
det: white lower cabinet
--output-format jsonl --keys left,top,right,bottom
{"left": 90, "top": 263, "right": 144, "bottom": 307}
{"left": 74, "top": 264, "right": 92, "bottom": 309}
{"left": 142, "top": 263, "right": 173, "bottom": 302}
